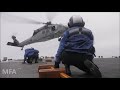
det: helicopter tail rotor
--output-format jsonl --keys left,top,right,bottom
{"left": 7, "top": 35, "right": 20, "bottom": 47}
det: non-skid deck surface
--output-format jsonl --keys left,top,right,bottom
{"left": 0, "top": 58, "right": 120, "bottom": 78}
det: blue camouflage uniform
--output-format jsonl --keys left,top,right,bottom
{"left": 55, "top": 26, "right": 94, "bottom": 63}
{"left": 24, "top": 48, "right": 39, "bottom": 59}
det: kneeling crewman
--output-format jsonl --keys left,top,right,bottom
{"left": 23, "top": 48, "right": 39, "bottom": 64}
{"left": 54, "top": 15, "right": 102, "bottom": 78}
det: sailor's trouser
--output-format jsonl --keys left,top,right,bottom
{"left": 61, "top": 51, "right": 94, "bottom": 73}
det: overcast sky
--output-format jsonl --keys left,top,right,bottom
{"left": 0, "top": 12, "right": 120, "bottom": 59}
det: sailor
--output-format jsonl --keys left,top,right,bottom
{"left": 54, "top": 15, "right": 102, "bottom": 78}
{"left": 23, "top": 47, "right": 39, "bottom": 64}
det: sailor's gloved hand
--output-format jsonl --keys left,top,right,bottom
{"left": 54, "top": 61, "right": 60, "bottom": 68}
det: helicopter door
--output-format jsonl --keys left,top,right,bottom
{"left": 43, "top": 26, "right": 55, "bottom": 40}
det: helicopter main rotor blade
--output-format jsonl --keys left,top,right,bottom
{"left": 2, "top": 13, "right": 45, "bottom": 24}
{"left": 46, "top": 12, "right": 57, "bottom": 22}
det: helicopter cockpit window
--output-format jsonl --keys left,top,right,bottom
{"left": 33, "top": 29, "right": 39, "bottom": 36}
{"left": 51, "top": 26, "right": 56, "bottom": 31}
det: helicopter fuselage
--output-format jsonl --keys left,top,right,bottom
{"left": 15, "top": 24, "right": 68, "bottom": 47}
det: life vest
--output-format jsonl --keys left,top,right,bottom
{"left": 65, "top": 27, "right": 95, "bottom": 55}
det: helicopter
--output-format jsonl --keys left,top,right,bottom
{"left": 6, "top": 14, "right": 68, "bottom": 50}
